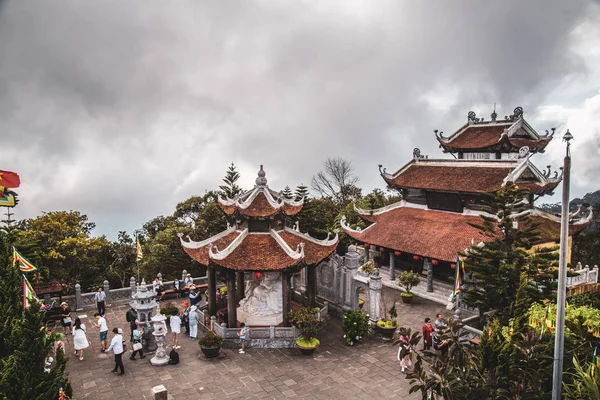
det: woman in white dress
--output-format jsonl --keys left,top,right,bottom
{"left": 72, "top": 317, "right": 89, "bottom": 361}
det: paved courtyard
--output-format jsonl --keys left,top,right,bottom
{"left": 64, "top": 287, "right": 451, "bottom": 399}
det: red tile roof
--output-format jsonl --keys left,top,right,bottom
{"left": 515, "top": 181, "right": 560, "bottom": 195}
{"left": 218, "top": 190, "right": 303, "bottom": 218}
{"left": 182, "top": 231, "right": 242, "bottom": 266}
{"left": 384, "top": 163, "right": 514, "bottom": 193}
{"left": 278, "top": 230, "right": 337, "bottom": 265}
{"left": 509, "top": 137, "right": 552, "bottom": 150}
{"left": 526, "top": 216, "right": 587, "bottom": 243}
{"left": 443, "top": 124, "right": 508, "bottom": 149}
{"left": 240, "top": 192, "right": 279, "bottom": 218}
{"left": 344, "top": 207, "right": 486, "bottom": 262}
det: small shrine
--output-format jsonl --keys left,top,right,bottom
{"left": 180, "top": 165, "right": 338, "bottom": 328}
{"left": 130, "top": 279, "right": 158, "bottom": 351}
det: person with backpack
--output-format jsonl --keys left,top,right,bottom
{"left": 125, "top": 308, "right": 138, "bottom": 341}
{"left": 129, "top": 323, "right": 145, "bottom": 360}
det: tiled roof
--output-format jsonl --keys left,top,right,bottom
{"left": 526, "top": 215, "right": 588, "bottom": 243}
{"left": 442, "top": 124, "right": 508, "bottom": 149}
{"left": 343, "top": 207, "right": 486, "bottom": 262}
{"left": 182, "top": 231, "right": 242, "bottom": 266}
{"left": 240, "top": 192, "right": 279, "bottom": 218}
{"left": 515, "top": 181, "right": 560, "bottom": 195}
{"left": 509, "top": 137, "right": 552, "bottom": 150}
{"left": 218, "top": 189, "right": 303, "bottom": 218}
{"left": 278, "top": 230, "right": 338, "bottom": 265}
{"left": 283, "top": 203, "right": 304, "bottom": 216}
{"left": 383, "top": 163, "right": 514, "bottom": 193}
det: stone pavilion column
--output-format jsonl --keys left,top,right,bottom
{"left": 389, "top": 252, "right": 396, "bottom": 281}
{"left": 226, "top": 270, "right": 237, "bottom": 328}
{"left": 343, "top": 245, "right": 360, "bottom": 310}
{"left": 306, "top": 265, "right": 316, "bottom": 307}
{"left": 235, "top": 271, "right": 245, "bottom": 302}
{"left": 368, "top": 270, "right": 382, "bottom": 324}
{"left": 423, "top": 258, "right": 434, "bottom": 292}
{"left": 282, "top": 270, "right": 292, "bottom": 327}
{"left": 207, "top": 266, "right": 217, "bottom": 316}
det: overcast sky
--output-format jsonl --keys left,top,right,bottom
{"left": 1, "top": 0, "right": 599, "bottom": 240}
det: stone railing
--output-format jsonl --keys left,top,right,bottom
{"left": 44, "top": 269, "right": 207, "bottom": 311}
{"left": 567, "top": 264, "right": 599, "bottom": 287}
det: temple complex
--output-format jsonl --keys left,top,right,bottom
{"left": 342, "top": 107, "right": 593, "bottom": 293}
{"left": 179, "top": 166, "right": 338, "bottom": 328}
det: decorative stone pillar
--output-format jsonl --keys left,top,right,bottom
{"left": 75, "top": 284, "right": 83, "bottom": 311}
{"left": 150, "top": 313, "right": 169, "bottom": 366}
{"left": 389, "top": 252, "right": 396, "bottom": 281}
{"left": 306, "top": 266, "right": 316, "bottom": 307}
{"left": 207, "top": 266, "right": 217, "bottom": 316}
{"left": 226, "top": 270, "right": 237, "bottom": 328}
{"left": 343, "top": 245, "right": 360, "bottom": 310}
{"left": 282, "top": 270, "right": 291, "bottom": 326}
{"left": 236, "top": 271, "right": 244, "bottom": 302}
{"left": 368, "top": 269, "right": 382, "bottom": 324}
{"left": 130, "top": 276, "right": 137, "bottom": 297}
{"left": 103, "top": 280, "right": 110, "bottom": 304}
{"left": 423, "top": 258, "right": 434, "bottom": 292}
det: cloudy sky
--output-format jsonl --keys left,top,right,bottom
{"left": 1, "top": 0, "right": 599, "bottom": 239}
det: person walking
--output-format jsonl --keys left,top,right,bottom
{"left": 93, "top": 313, "right": 109, "bottom": 352}
{"left": 181, "top": 302, "right": 190, "bottom": 336}
{"left": 238, "top": 323, "right": 249, "bottom": 354}
{"left": 72, "top": 317, "right": 89, "bottom": 361}
{"left": 188, "top": 305, "right": 199, "bottom": 339}
{"left": 95, "top": 287, "right": 106, "bottom": 316}
{"left": 129, "top": 323, "right": 146, "bottom": 360}
{"left": 125, "top": 308, "right": 138, "bottom": 342}
{"left": 107, "top": 328, "right": 125, "bottom": 375}
{"left": 170, "top": 310, "right": 181, "bottom": 349}
{"left": 397, "top": 327, "right": 412, "bottom": 373}
{"left": 422, "top": 318, "right": 434, "bottom": 351}
{"left": 60, "top": 302, "right": 72, "bottom": 335}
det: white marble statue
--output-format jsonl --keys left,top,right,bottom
{"left": 239, "top": 272, "right": 282, "bottom": 316}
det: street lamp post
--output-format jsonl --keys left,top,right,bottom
{"left": 552, "top": 129, "right": 573, "bottom": 400}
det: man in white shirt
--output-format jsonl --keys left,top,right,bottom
{"left": 184, "top": 273, "right": 193, "bottom": 289}
{"left": 93, "top": 313, "right": 109, "bottom": 352}
{"left": 95, "top": 287, "right": 106, "bottom": 316}
{"left": 170, "top": 312, "right": 181, "bottom": 349}
{"left": 107, "top": 328, "right": 125, "bottom": 375}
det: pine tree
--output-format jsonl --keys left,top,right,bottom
{"left": 281, "top": 186, "right": 293, "bottom": 200}
{"left": 294, "top": 184, "right": 309, "bottom": 202}
{"left": 0, "top": 229, "right": 71, "bottom": 399}
{"left": 219, "top": 163, "right": 242, "bottom": 200}
{"left": 462, "top": 182, "right": 550, "bottom": 325}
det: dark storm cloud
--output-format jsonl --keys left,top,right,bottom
{"left": 0, "top": 0, "right": 598, "bottom": 238}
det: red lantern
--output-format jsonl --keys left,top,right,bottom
{"left": 254, "top": 271, "right": 263, "bottom": 280}
{"left": 379, "top": 247, "right": 385, "bottom": 252}
{"left": 450, "top": 263, "right": 456, "bottom": 269}
{"left": 394, "top": 251, "right": 401, "bottom": 256}
{"left": 413, "top": 255, "right": 421, "bottom": 261}
{"left": 432, "top": 259, "right": 439, "bottom": 265}
{"left": 364, "top": 243, "right": 370, "bottom": 249}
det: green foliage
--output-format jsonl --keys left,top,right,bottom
{"left": 563, "top": 357, "right": 600, "bottom": 400}
{"left": 159, "top": 301, "right": 179, "bottom": 317}
{"left": 569, "top": 292, "right": 600, "bottom": 309}
{"left": 359, "top": 260, "right": 374, "bottom": 275}
{"left": 198, "top": 330, "right": 224, "bottom": 349}
{"left": 281, "top": 186, "right": 294, "bottom": 200}
{"left": 218, "top": 162, "right": 242, "bottom": 200}
{"left": 397, "top": 271, "right": 420, "bottom": 294}
{"left": 287, "top": 306, "right": 323, "bottom": 342}
{"left": 295, "top": 197, "right": 337, "bottom": 240}
{"left": 294, "top": 184, "right": 309, "bottom": 202}
{"left": 108, "top": 231, "right": 136, "bottom": 288}
{"left": 342, "top": 310, "right": 370, "bottom": 345}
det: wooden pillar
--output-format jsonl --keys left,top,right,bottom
{"left": 236, "top": 271, "right": 244, "bottom": 302}
{"left": 227, "top": 270, "right": 237, "bottom": 328}
{"left": 306, "top": 266, "right": 316, "bottom": 307}
{"left": 282, "top": 270, "right": 291, "bottom": 327}
{"left": 389, "top": 252, "right": 396, "bottom": 281}
{"left": 207, "top": 266, "right": 217, "bottom": 316}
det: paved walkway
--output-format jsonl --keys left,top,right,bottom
{"left": 64, "top": 290, "right": 451, "bottom": 399}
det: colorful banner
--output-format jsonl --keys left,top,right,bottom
{"left": 23, "top": 274, "right": 37, "bottom": 309}
{"left": 453, "top": 256, "right": 462, "bottom": 298}
{"left": 540, "top": 304, "right": 552, "bottom": 338}
{"left": 0, "top": 170, "right": 20, "bottom": 188}
{"left": 136, "top": 237, "right": 143, "bottom": 262}
{"left": 13, "top": 247, "right": 38, "bottom": 272}
{"left": 0, "top": 186, "right": 18, "bottom": 207}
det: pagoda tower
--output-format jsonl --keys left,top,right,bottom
{"left": 342, "top": 107, "right": 592, "bottom": 292}
{"left": 180, "top": 165, "right": 338, "bottom": 327}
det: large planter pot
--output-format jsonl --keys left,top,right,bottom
{"left": 296, "top": 338, "right": 320, "bottom": 356}
{"left": 401, "top": 293, "right": 414, "bottom": 304}
{"left": 200, "top": 346, "right": 221, "bottom": 358}
{"left": 376, "top": 325, "right": 397, "bottom": 340}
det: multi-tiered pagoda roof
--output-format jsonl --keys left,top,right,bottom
{"left": 180, "top": 166, "right": 338, "bottom": 271}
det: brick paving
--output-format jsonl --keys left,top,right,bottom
{"left": 64, "top": 287, "right": 451, "bottom": 399}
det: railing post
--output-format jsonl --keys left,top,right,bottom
{"left": 210, "top": 315, "right": 216, "bottom": 331}
{"left": 130, "top": 276, "right": 137, "bottom": 297}
{"left": 103, "top": 280, "right": 110, "bottom": 304}
{"left": 75, "top": 283, "right": 83, "bottom": 311}
{"left": 270, "top": 325, "right": 275, "bottom": 339}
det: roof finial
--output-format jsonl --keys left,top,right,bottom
{"left": 491, "top": 103, "right": 497, "bottom": 121}
{"left": 255, "top": 165, "right": 268, "bottom": 186}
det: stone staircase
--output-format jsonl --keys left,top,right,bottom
{"left": 379, "top": 267, "right": 453, "bottom": 306}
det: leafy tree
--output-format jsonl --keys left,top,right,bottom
{"left": 295, "top": 197, "right": 337, "bottom": 240}
{"left": 294, "top": 184, "right": 309, "bottom": 202}
{"left": 311, "top": 158, "right": 360, "bottom": 211}
{"left": 281, "top": 186, "right": 293, "bottom": 200}
{"left": 0, "top": 227, "right": 71, "bottom": 399}
{"left": 219, "top": 162, "right": 242, "bottom": 200}
{"left": 108, "top": 231, "right": 137, "bottom": 288}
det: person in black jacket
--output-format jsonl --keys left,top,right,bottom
{"left": 125, "top": 308, "right": 138, "bottom": 342}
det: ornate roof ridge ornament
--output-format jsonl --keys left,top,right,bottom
{"left": 255, "top": 165, "right": 268, "bottom": 187}
{"left": 208, "top": 229, "right": 248, "bottom": 260}
{"left": 434, "top": 129, "right": 446, "bottom": 141}
{"left": 544, "top": 128, "right": 556, "bottom": 138}
{"left": 270, "top": 229, "right": 305, "bottom": 259}
{"left": 282, "top": 226, "right": 339, "bottom": 246}
{"left": 467, "top": 111, "right": 482, "bottom": 123}
{"left": 177, "top": 225, "right": 238, "bottom": 249}
{"left": 491, "top": 103, "right": 498, "bottom": 122}
{"left": 573, "top": 207, "right": 594, "bottom": 225}
{"left": 413, "top": 148, "right": 427, "bottom": 161}
{"left": 505, "top": 106, "right": 524, "bottom": 121}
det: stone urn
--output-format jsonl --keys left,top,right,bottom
{"left": 295, "top": 338, "right": 320, "bottom": 356}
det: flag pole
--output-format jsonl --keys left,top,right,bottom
{"left": 552, "top": 129, "right": 573, "bottom": 400}
{"left": 136, "top": 234, "right": 140, "bottom": 286}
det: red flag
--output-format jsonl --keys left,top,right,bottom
{"left": 0, "top": 170, "right": 20, "bottom": 189}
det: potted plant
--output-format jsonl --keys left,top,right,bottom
{"left": 376, "top": 300, "right": 398, "bottom": 340}
{"left": 359, "top": 260, "right": 374, "bottom": 276}
{"left": 159, "top": 301, "right": 179, "bottom": 325}
{"left": 398, "top": 271, "right": 420, "bottom": 304}
{"left": 198, "top": 329, "right": 224, "bottom": 358}
{"left": 343, "top": 309, "right": 371, "bottom": 346}
{"left": 288, "top": 306, "right": 323, "bottom": 355}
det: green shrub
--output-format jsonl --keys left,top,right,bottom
{"left": 343, "top": 309, "right": 370, "bottom": 345}
{"left": 160, "top": 301, "right": 179, "bottom": 316}
{"left": 288, "top": 306, "right": 323, "bottom": 342}
{"left": 360, "top": 260, "right": 374, "bottom": 275}
{"left": 198, "top": 330, "right": 224, "bottom": 348}
{"left": 398, "top": 271, "right": 420, "bottom": 294}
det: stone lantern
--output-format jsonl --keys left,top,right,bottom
{"left": 150, "top": 312, "right": 169, "bottom": 366}
{"left": 130, "top": 279, "right": 158, "bottom": 351}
